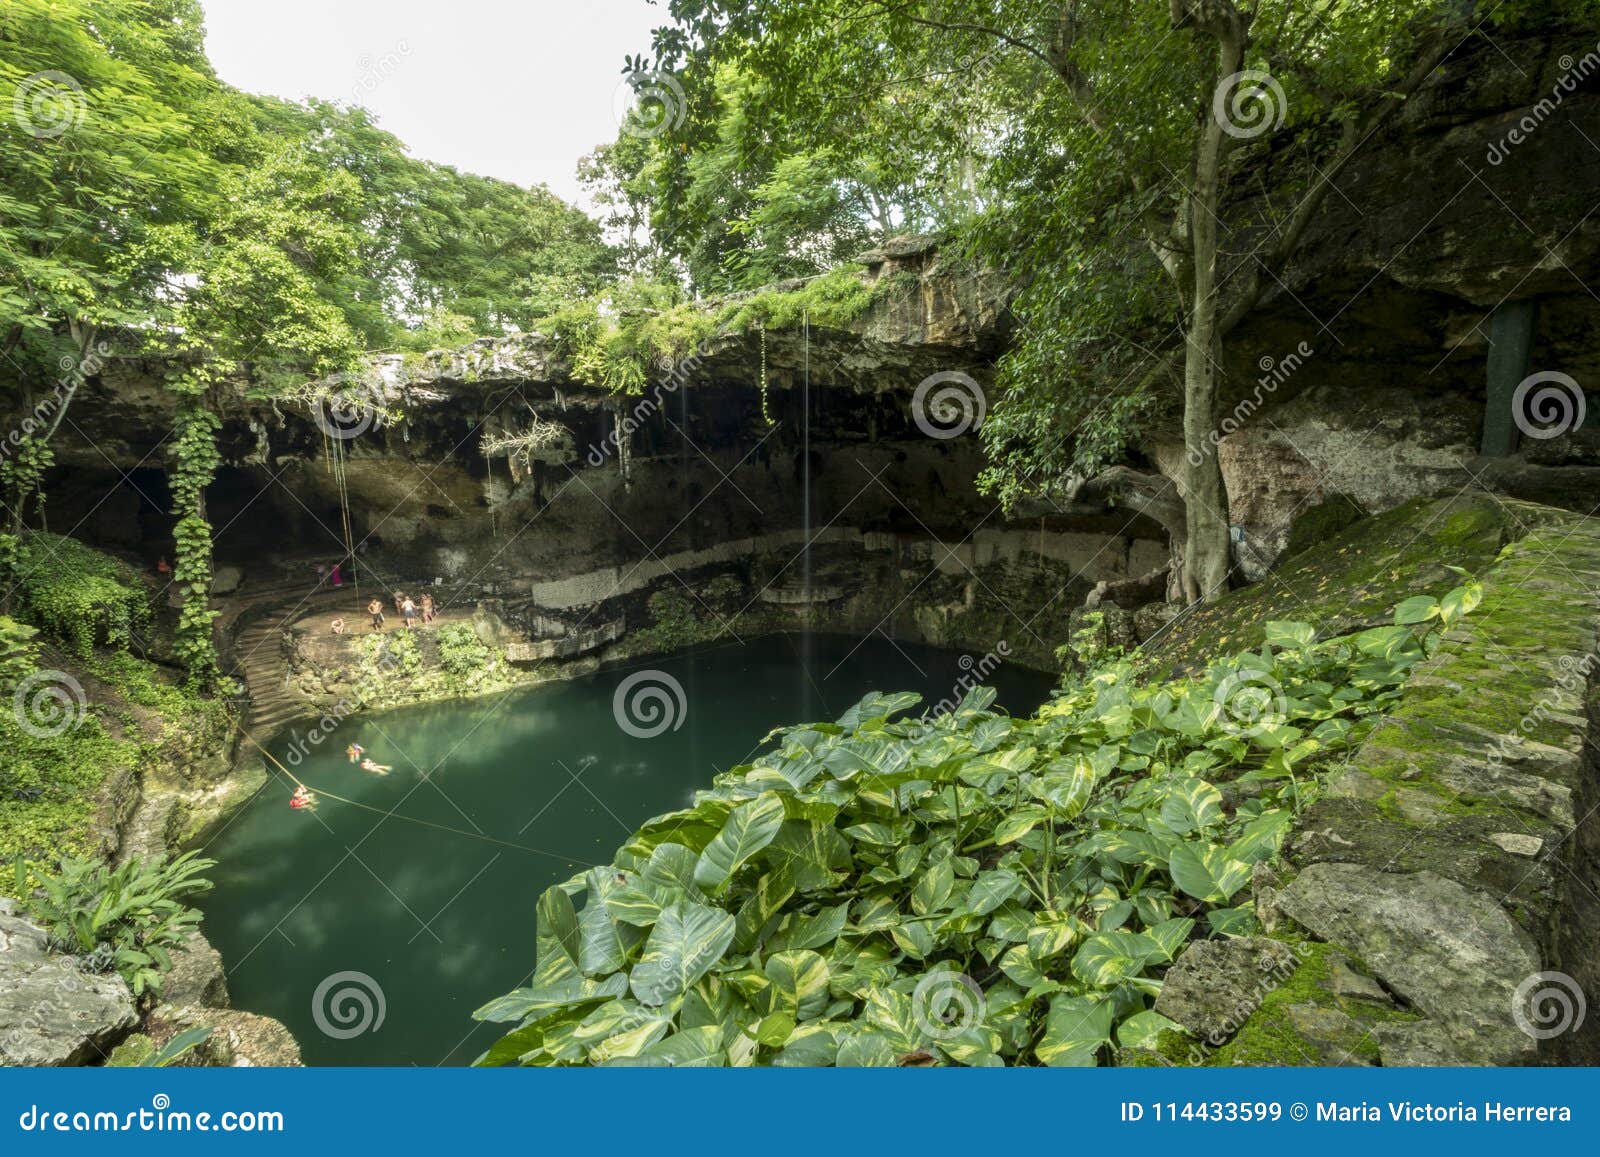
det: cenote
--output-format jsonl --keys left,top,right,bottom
{"left": 201, "top": 634, "right": 1055, "bottom": 1066}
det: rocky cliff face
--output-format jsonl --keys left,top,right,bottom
{"left": 15, "top": 29, "right": 1599, "bottom": 676}
{"left": 1136, "top": 496, "right": 1600, "bottom": 1067}
{"left": 1166, "top": 26, "right": 1600, "bottom": 573}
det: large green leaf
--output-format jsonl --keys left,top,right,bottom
{"left": 910, "top": 858, "right": 955, "bottom": 916}
{"left": 1071, "top": 930, "right": 1160, "bottom": 988}
{"left": 765, "top": 950, "right": 830, "bottom": 1020}
{"left": 965, "top": 869, "right": 1020, "bottom": 917}
{"left": 1158, "top": 778, "right": 1224, "bottom": 836}
{"left": 533, "top": 886, "right": 581, "bottom": 986}
{"left": 628, "top": 901, "right": 738, "bottom": 1007}
{"left": 732, "top": 869, "right": 796, "bottom": 953}
{"left": 605, "top": 1025, "right": 726, "bottom": 1067}
{"left": 1037, "top": 995, "right": 1114, "bottom": 1066}
{"left": 694, "top": 793, "right": 786, "bottom": 890}
{"left": 1168, "top": 843, "right": 1253, "bottom": 903}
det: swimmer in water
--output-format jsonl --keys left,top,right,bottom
{"left": 360, "top": 758, "right": 392, "bottom": 775}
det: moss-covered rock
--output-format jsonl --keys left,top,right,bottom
{"left": 1149, "top": 494, "right": 1553, "bottom": 673}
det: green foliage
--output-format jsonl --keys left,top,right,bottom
{"left": 476, "top": 586, "right": 1474, "bottom": 1066}
{"left": 435, "top": 624, "right": 495, "bottom": 680}
{"left": 0, "top": 615, "right": 39, "bottom": 684}
{"left": 538, "top": 267, "right": 877, "bottom": 396}
{"left": 350, "top": 623, "right": 511, "bottom": 705}
{"left": 585, "top": 58, "right": 973, "bottom": 291}
{"left": 13, "top": 533, "right": 150, "bottom": 656}
{"left": 107, "top": 1026, "right": 213, "bottom": 1067}
{"left": 15, "top": 851, "right": 215, "bottom": 997}
{"left": 166, "top": 407, "right": 221, "bottom": 686}
{"left": 0, "top": 0, "right": 216, "bottom": 387}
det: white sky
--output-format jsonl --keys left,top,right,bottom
{"left": 198, "top": 0, "right": 664, "bottom": 206}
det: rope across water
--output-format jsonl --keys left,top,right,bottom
{"left": 233, "top": 719, "right": 583, "bottom": 863}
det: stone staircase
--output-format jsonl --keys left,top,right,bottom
{"left": 226, "top": 587, "right": 349, "bottom": 740}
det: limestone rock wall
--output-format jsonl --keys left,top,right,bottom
{"left": 1146, "top": 499, "right": 1600, "bottom": 1066}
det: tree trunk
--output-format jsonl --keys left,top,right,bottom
{"left": 1181, "top": 328, "right": 1231, "bottom": 602}
{"left": 1178, "top": 15, "right": 1244, "bottom": 604}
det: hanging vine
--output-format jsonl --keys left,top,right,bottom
{"left": 758, "top": 323, "right": 776, "bottom": 428}
{"left": 168, "top": 404, "right": 222, "bottom": 687}
{"left": 0, "top": 436, "right": 52, "bottom": 604}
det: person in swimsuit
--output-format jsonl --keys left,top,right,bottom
{"left": 331, "top": 616, "right": 346, "bottom": 635}
{"left": 368, "top": 598, "right": 386, "bottom": 630}
{"left": 290, "top": 785, "right": 317, "bottom": 810}
{"left": 346, "top": 743, "right": 364, "bottom": 763}
{"left": 420, "top": 593, "right": 435, "bottom": 624}
{"left": 402, "top": 597, "right": 418, "bottom": 629}
{"left": 360, "top": 758, "right": 392, "bottom": 775}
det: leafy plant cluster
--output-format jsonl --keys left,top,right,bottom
{"left": 346, "top": 623, "right": 512, "bottom": 706}
{"left": 13, "top": 533, "right": 151, "bottom": 657}
{"left": 536, "top": 268, "right": 876, "bottom": 396}
{"left": 476, "top": 582, "right": 1478, "bottom": 1066}
{"left": 166, "top": 406, "right": 222, "bottom": 686}
{"left": 13, "top": 852, "right": 215, "bottom": 998}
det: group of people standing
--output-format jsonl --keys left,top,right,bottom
{"left": 331, "top": 590, "right": 438, "bottom": 635}
{"left": 365, "top": 590, "right": 436, "bottom": 631}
